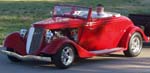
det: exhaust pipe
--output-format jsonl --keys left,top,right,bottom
{"left": 0, "top": 50, "right": 52, "bottom": 62}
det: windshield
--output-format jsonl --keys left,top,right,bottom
{"left": 53, "top": 5, "right": 90, "bottom": 19}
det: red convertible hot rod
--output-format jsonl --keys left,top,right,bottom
{"left": 0, "top": 5, "right": 149, "bottom": 69}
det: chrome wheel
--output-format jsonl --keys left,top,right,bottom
{"left": 52, "top": 44, "right": 75, "bottom": 69}
{"left": 124, "top": 32, "right": 143, "bottom": 57}
{"left": 61, "top": 46, "right": 74, "bottom": 66}
{"left": 130, "top": 36, "right": 141, "bottom": 53}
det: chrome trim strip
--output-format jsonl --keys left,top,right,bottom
{"left": 26, "top": 27, "right": 35, "bottom": 54}
{"left": 90, "top": 48, "right": 123, "bottom": 54}
{"left": 0, "top": 50, "right": 51, "bottom": 62}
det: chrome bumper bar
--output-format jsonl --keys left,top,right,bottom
{"left": 0, "top": 50, "right": 52, "bottom": 62}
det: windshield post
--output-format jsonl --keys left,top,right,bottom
{"left": 87, "top": 7, "right": 92, "bottom": 21}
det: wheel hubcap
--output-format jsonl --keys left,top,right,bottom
{"left": 130, "top": 36, "right": 141, "bottom": 53}
{"left": 61, "top": 46, "right": 74, "bottom": 66}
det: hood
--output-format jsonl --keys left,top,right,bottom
{"left": 33, "top": 17, "right": 86, "bottom": 29}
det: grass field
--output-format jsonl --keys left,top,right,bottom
{"left": 0, "top": 0, "right": 150, "bottom": 44}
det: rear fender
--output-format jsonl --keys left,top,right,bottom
{"left": 118, "top": 26, "right": 148, "bottom": 50}
{"left": 41, "top": 37, "right": 94, "bottom": 58}
{"left": 4, "top": 32, "right": 26, "bottom": 55}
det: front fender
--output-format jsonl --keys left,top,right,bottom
{"left": 118, "top": 26, "right": 148, "bottom": 50}
{"left": 41, "top": 37, "right": 94, "bottom": 58}
{"left": 4, "top": 32, "right": 26, "bottom": 55}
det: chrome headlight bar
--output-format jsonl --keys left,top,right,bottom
{"left": 45, "top": 30, "right": 53, "bottom": 43}
{"left": 20, "top": 29, "right": 27, "bottom": 37}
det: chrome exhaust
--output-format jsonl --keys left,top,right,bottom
{"left": 0, "top": 50, "right": 52, "bottom": 62}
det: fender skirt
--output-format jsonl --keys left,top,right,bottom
{"left": 4, "top": 32, "right": 26, "bottom": 55}
{"left": 119, "top": 26, "right": 148, "bottom": 51}
{"left": 41, "top": 37, "right": 95, "bottom": 58}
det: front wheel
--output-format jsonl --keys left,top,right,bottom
{"left": 124, "top": 32, "right": 143, "bottom": 57}
{"left": 7, "top": 48, "right": 21, "bottom": 62}
{"left": 52, "top": 44, "right": 75, "bottom": 69}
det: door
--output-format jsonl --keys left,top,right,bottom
{"left": 79, "top": 17, "right": 129, "bottom": 51}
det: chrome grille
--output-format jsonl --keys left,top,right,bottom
{"left": 28, "top": 27, "right": 44, "bottom": 54}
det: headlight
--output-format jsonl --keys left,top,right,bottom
{"left": 45, "top": 30, "right": 53, "bottom": 43}
{"left": 20, "top": 29, "right": 27, "bottom": 37}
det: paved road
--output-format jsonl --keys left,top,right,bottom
{"left": 0, "top": 47, "right": 150, "bottom": 73}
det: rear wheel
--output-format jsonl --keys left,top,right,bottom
{"left": 52, "top": 44, "right": 75, "bottom": 69}
{"left": 124, "top": 32, "right": 143, "bottom": 57}
{"left": 7, "top": 48, "right": 21, "bottom": 62}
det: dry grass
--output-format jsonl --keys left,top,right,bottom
{"left": 0, "top": 0, "right": 150, "bottom": 44}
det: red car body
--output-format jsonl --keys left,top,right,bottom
{"left": 1, "top": 5, "right": 149, "bottom": 68}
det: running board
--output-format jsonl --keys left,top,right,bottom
{"left": 89, "top": 48, "right": 123, "bottom": 55}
